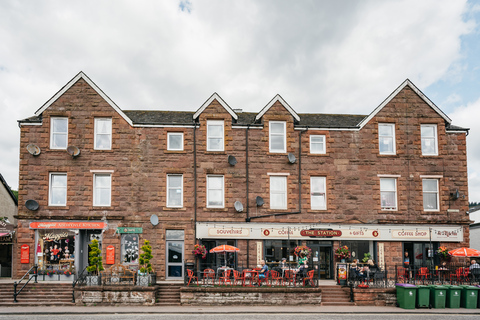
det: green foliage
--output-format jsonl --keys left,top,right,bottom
{"left": 10, "top": 189, "right": 18, "bottom": 200}
{"left": 470, "top": 202, "right": 479, "bottom": 207}
{"left": 86, "top": 239, "right": 104, "bottom": 275}
{"left": 139, "top": 239, "right": 153, "bottom": 274}
{"left": 361, "top": 252, "right": 372, "bottom": 263}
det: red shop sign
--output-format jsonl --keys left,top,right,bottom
{"left": 106, "top": 245, "right": 115, "bottom": 265}
{"left": 300, "top": 229, "right": 342, "bottom": 237}
{"left": 21, "top": 244, "right": 30, "bottom": 264}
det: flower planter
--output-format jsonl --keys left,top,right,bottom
{"left": 86, "top": 275, "right": 100, "bottom": 286}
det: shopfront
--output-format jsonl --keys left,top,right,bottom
{"left": 0, "top": 221, "right": 14, "bottom": 277}
{"left": 30, "top": 221, "right": 106, "bottom": 277}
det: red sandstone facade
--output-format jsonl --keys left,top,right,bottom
{"left": 14, "top": 72, "right": 470, "bottom": 280}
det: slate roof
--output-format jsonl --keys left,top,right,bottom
{"left": 0, "top": 173, "right": 18, "bottom": 206}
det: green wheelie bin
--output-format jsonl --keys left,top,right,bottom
{"left": 416, "top": 285, "right": 430, "bottom": 308}
{"left": 396, "top": 283, "right": 417, "bottom": 309}
{"left": 444, "top": 285, "right": 462, "bottom": 308}
{"left": 460, "top": 285, "right": 479, "bottom": 309}
{"left": 429, "top": 285, "right": 447, "bottom": 309}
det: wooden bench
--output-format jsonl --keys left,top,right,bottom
{"left": 100, "top": 264, "right": 135, "bottom": 285}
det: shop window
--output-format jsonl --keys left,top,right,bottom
{"left": 94, "top": 118, "right": 112, "bottom": 150}
{"left": 422, "top": 179, "right": 439, "bottom": 211}
{"left": 201, "top": 240, "right": 236, "bottom": 269}
{"left": 310, "top": 176, "right": 326, "bottom": 210}
{"left": 207, "top": 120, "right": 224, "bottom": 151}
{"left": 270, "top": 175, "right": 287, "bottom": 209}
{"left": 121, "top": 234, "right": 139, "bottom": 264}
{"left": 264, "top": 240, "right": 298, "bottom": 265}
{"left": 310, "top": 135, "right": 326, "bottom": 154}
{"left": 269, "top": 121, "right": 286, "bottom": 153}
{"left": 49, "top": 173, "right": 67, "bottom": 206}
{"left": 378, "top": 123, "right": 395, "bottom": 155}
{"left": 50, "top": 117, "right": 68, "bottom": 149}
{"left": 37, "top": 229, "right": 75, "bottom": 273}
{"left": 167, "top": 174, "right": 183, "bottom": 207}
{"left": 93, "top": 173, "right": 112, "bottom": 206}
{"left": 167, "top": 132, "right": 184, "bottom": 151}
{"left": 207, "top": 175, "right": 224, "bottom": 208}
{"left": 339, "top": 241, "right": 369, "bottom": 263}
{"left": 421, "top": 124, "right": 438, "bottom": 156}
{"left": 380, "top": 178, "right": 397, "bottom": 210}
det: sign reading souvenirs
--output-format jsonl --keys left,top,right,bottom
{"left": 21, "top": 244, "right": 29, "bottom": 264}
{"left": 300, "top": 229, "right": 342, "bottom": 237}
{"left": 116, "top": 227, "right": 143, "bottom": 234}
{"left": 208, "top": 228, "right": 250, "bottom": 237}
{"left": 30, "top": 221, "right": 106, "bottom": 229}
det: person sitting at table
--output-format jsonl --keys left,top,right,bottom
{"left": 280, "top": 257, "right": 287, "bottom": 268}
{"left": 367, "top": 259, "right": 378, "bottom": 272}
{"left": 258, "top": 260, "right": 268, "bottom": 283}
{"left": 297, "top": 257, "right": 308, "bottom": 280}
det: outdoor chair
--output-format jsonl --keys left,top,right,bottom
{"left": 258, "top": 270, "right": 269, "bottom": 286}
{"left": 186, "top": 269, "right": 198, "bottom": 286}
{"left": 269, "top": 270, "right": 283, "bottom": 286}
{"left": 373, "top": 271, "right": 385, "bottom": 285}
{"left": 232, "top": 270, "right": 245, "bottom": 286}
{"left": 219, "top": 269, "right": 232, "bottom": 285}
{"left": 450, "top": 268, "right": 464, "bottom": 284}
{"left": 416, "top": 267, "right": 430, "bottom": 283}
{"left": 462, "top": 268, "right": 470, "bottom": 282}
{"left": 203, "top": 268, "right": 215, "bottom": 285}
{"left": 303, "top": 270, "right": 315, "bottom": 287}
{"left": 397, "top": 266, "right": 408, "bottom": 282}
{"left": 471, "top": 268, "right": 480, "bottom": 282}
{"left": 284, "top": 269, "right": 296, "bottom": 286}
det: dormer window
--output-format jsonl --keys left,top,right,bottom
{"left": 269, "top": 121, "right": 286, "bottom": 153}
{"left": 50, "top": 117, "right": 68, "bottom": 149}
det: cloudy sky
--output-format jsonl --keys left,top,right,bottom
{"left": 1, "top": 0, "right": 480, "bottom": 202}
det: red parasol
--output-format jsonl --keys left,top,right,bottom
{"left": 448, "top": 247, "right": 480, "bottom": 257}
{"left": 209, "top": 245, "right": 240, "bottom": 267}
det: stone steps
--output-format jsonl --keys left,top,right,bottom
{"left": 156, "top": 284, "right": 181, "bottom": 305}
{"left": 319, "top": 286, "right": 355, "bottom": 306}
{"left": 0, "top": 282, "right": 74, "bottom": 306}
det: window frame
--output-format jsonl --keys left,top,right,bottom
{"left": 207, "top": 120, "right": 224, "bottom": 152}
{"left": 167, "top": 132, "right": 184, "bottom": 151}
{"left": 380, "top": 178, "right": 397, "bottom": 210}
{"left": 422, "top": 178, "right": 439, "bottom": 211}
{"left": 270, "top": 175, "right": 287, "bottom": 209}
{"left": 94, "top": 118, "right": 112, "bottom": 150}
{"left": 121, "top": 233, "right": 139, "bottom": 264}
{"left": 310, "top": 176, "right": 326, "bottom": 210}
{"left": 49, "top": 173, "right": 67, "bottom": 206}
{"left": 269, "top": 121, "right": 287, "bottom": 153}
{"left": 310, "top": 135, "right": 326, "bottom": 154}
{"left": 93, "top": 173, "right": 112, "bottom": 207}
{"left": 421, "top": 124, "right": 438, "bottom": 156}
{"left": 167, "top": 174, "right": 183, "bottom": 208}
{"left": 378, "top": 123, "right": 396, "bottom": 155}
{"left": 50, "top": 117, "right": 68, "bottom": 150}
{"left": 206, "top": 175, "right": 224, "bottom": 208}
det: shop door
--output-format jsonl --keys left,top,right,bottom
{"left": 308, "top": 243, "right": 333, "bottom": 280}
{"left": 166, "top": 241, "right": 184, "bottom": 279}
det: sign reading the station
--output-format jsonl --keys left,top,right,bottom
{"left": 300, "top": 229, "right": 342, "bottom": 237}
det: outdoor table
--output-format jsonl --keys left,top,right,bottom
{"left": 216, "top": 267, "right": 233, "bottom": 279}
{"left": 437, "top": 267, "right": 448, "bottom": 283}
{"left": 242, "top": 269, "right": 258, "bottom": 287}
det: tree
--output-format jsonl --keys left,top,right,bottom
{"left": 87, "top": 239, "right": 104, "bottom": 275}
{"left": 139, "top": 240, "right": 153, "bottom": 274}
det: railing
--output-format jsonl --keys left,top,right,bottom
{"left": 72, "top": 266, "right": 88, "bottom": 303}
{"left": 13, "top": 265, "right": 38, "bottom": 303}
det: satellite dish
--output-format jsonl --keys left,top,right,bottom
{"left": 26, "top": 144, "right": 41, "bottom": 156}
{"left": 256, "top": 196, "right": 264, "bottom": 207}
{"left": 287, "top": 153, "right": 296, "bottom": 164}
{"left": 25, "top": 199, "right": 39, "bottom": 211}
{"left": 66, "top": 146, "right": 80, "bottom": 157}
{"left": 234, "top": 201, "right": 243, "bottom": 212}
{"left": 228, "top": 155, "right": 237, "bottom": 166}
{"left": 150, "top": 214, "right": 159, "bottom": 226}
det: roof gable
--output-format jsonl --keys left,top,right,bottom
{"left": 358, "top": 79, "right": 451, "bottom": 129}
{"left": 0, "top": 174, "right": 18, "bottom": 206}
{"left": 255, "top": 94, "right": 300, "bottom": 122}
{"left": 193, "top": 93, "right": 238, "bottom": 120}
{"left": 34, "top": 71, "right": 133, "bottom": 126}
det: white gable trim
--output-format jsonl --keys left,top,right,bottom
{"left": 34, "top": 72, "right": 133, "bottom": 126}
{"left": 193, "top": 93, "right": 238, "bottom": 120}
{"left": 255, "top": 94, "right": 300, "bottom": 122}
{"left": 357, "top": 79, "right": 451, "bottom": 129}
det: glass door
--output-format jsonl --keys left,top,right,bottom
{"left": 166, "top": 241, "right": 184, "bottom": 279}
{"left": 307, "top": 242, "right": 333, "bottom": 280}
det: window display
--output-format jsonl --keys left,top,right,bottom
{"left": 121, "top": 234, "right": 139, "bottom": 264}
{"left": 37, "top": 230, "right": 75, "bottom": 274}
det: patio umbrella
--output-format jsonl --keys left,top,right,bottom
{"left": 209, "top": 245, "right": 240, "bottom": 267}
{"left": 448, "top": 247, "right": 480, "bottom": 257}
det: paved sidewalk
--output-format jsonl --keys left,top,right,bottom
{"left": 0, "top": 305, "right": 479, "bottom": 314}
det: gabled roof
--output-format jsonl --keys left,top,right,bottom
{"left": 0, "top": 174, "right": 18, "bottom": 206}
{"left": 255, "top": 94, "right": 300, "bottom": 122}
{"left": 34, "top": 71, "right": 133, "bottom": 126}
{"left": 357, "top": 79, "right": 452, "bottom": 129}
{"left": 193, "top": 93, "right": 238, "bottom": 120}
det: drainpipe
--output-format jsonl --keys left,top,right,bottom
{"left": 246, "top": 124, "right": 250, "bottom": 268}
{"left": 194, "top": 124, "right": 197, "bottom": 239}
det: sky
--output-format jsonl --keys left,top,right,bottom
{"left": 1, "top": 0, "right": 480, "bottom": 203}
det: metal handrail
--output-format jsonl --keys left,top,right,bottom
{"left": 72, "top": 266, "right": 88, "bottom": 303}
{"left": 13, "top": 264, "right": 38, "bottom": 302}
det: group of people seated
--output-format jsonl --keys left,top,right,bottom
{"left": 349, "top": 259, "right": 379, "bottom": 280}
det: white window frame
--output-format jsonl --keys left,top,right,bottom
{"left": 269, "top": 121, "right": 286, "bottom": 153}
{"left": 167, "top": 174, "right": 183, "bottom": 208}
{"left": 310, "top": 135, "right": 326, "bottom": 154}
{"left": 93, "top": 173, "right": 112, "bottom": 207}
{"left": 310, "top": 176, "right": 326, "bottom": 210}
{"left": 167, "top": 132, "right": 184, "bottom": 151}
{"left": 207, "top": 120, "right": 224, "bottom": 152}
{"left": 378, "top": 123, "right": 396, "bottom": 155}
{"left": 270, "top": 175, "right": 287, "bottom": 209}
{"left": 94, "top": 118, "right": 112, "bottom": 150}
{"left": 207, "top": 175, "right": 224, "bottom": 208}
{"left": 421, "top": 124, "right": 438, "bottom": 156}
{"left": 422, "top": 178, "right": 439, "bottom": 211}
{"left": 49, "top": 173, "right": 67, "bottom": 206}
{"left": 380, "top": 178, "right": 397, "bottom": 210}
{"left": 50, "top": 117, "right": 68, "bottom": 149}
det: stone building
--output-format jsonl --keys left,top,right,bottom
{"left": 0, "top": 173, "right": 18, "bottom": 277}
{"left": 14, "top": 72, "right": 470, "bottom": 280}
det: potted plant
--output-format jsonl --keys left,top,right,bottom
{"left": 294, "top": 246, "right": 312, "bottom": 259}
{"left": 436, "top": 246, "right": 452, "bottom": 262}
{"left": 361, "top": 252, "right": 372, "bottom": 263}
{"left": 137, "top": 239, "right": 154, "bottom": 286}
{"left": 335, "top": 245, "right": 351, "bottom": 262}
{"left": 86, "top": 239, "right": 104, "bottom": 285}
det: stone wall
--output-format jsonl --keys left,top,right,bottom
{"left": 353, "top": 288, "right": 396, "bottom": 306}
{"left": 76, "top": 285, "right": 156, "bottom": 306}
{"left": 181, "top": 286, "right": 322, "bottom": 305}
